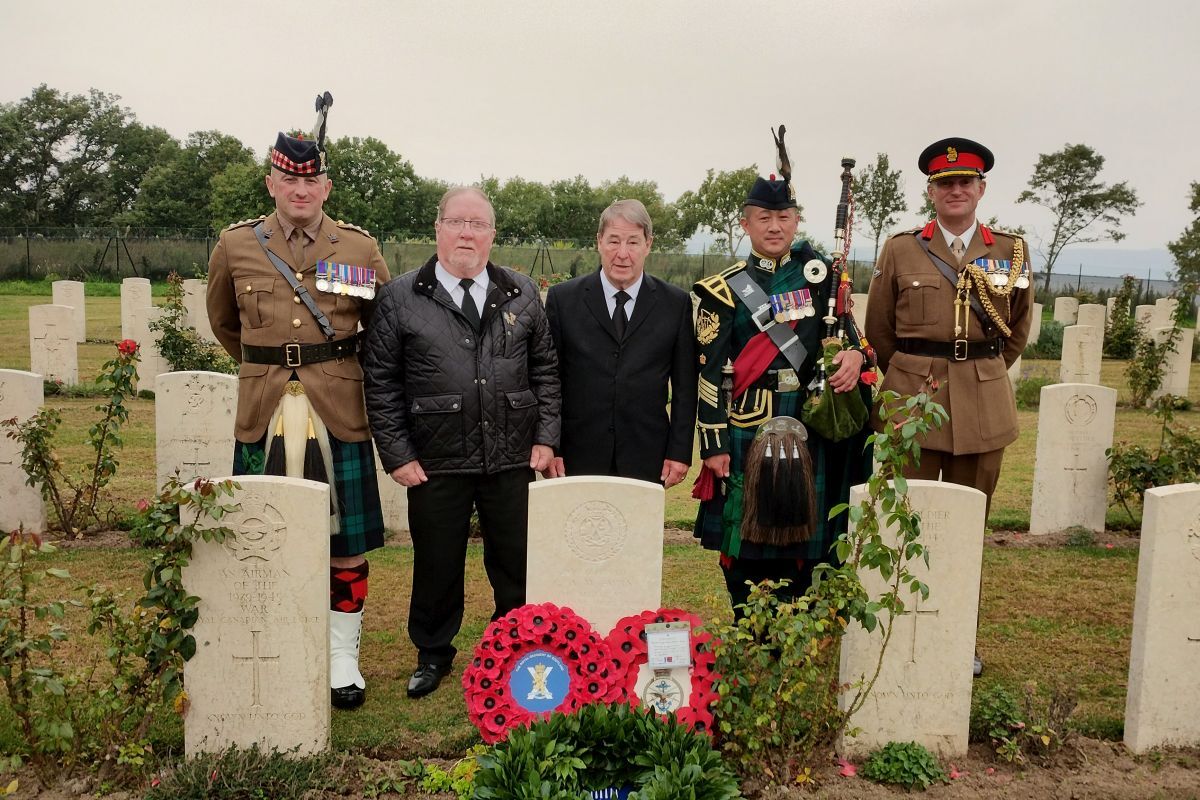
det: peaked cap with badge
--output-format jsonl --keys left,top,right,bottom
{"left": 918, "top": 136, "right": 994, "bottom": 181}
{"left": 205, "top": 90, "right": 392, "bottom": 710}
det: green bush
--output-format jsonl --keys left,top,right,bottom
{"left": 861, "top": 741, "right": 947, "bottom": 790}
{"left": 1013, "top": 370, "right": 1054, "bottom": 410}
{"left": 472, "top": 703, "right": 741, "bottom": 799}
{"left": 971, "top": 684, "right": 1022, "bottom": 744}
{"left": 150, "top": 272, "right": 236, "bottom": 374}
{"left": 1104, "top": 276, "right": 1140, "bottom": 359}
{"left": 1023, "top": 320, "right": 1063, "bottom": 359}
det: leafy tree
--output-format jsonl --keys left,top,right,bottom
{"left": 854, "top": 152, "right": 908, "bottom": 263}
{"left": 323, "top": 136, "right": 422, "bottom": 235}
{"left": 490, "top": 177, "right": 553, "bottom": 242}
{"left": 124, "top": 131, "right": 255, "bottom": 231}
{"left": 548, "top": 175, "right": 602, "bottom": 243}
{"left": 677, "top": 165, "right": 763, "bottom": 258}
{"left": 0, "top": 84, "right": 156, "bottom": 227}
{"left": 595, "top": 176, "right": 683, "bottom": 251}
{"left": 208, "top": 157, "right": 272, "bottom": 231}
{"left": 1017, "top": 143, "right": 1140, "bottom": 292}
{"left": 1167, "top": 181, "right": 1200, "bottom": 301}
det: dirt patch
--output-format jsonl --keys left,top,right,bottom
{"left": 987, "top": 529, "right": 1140, "bottom": 550}
{"left": 40, "top": 528, "right": 135, "bottom": 550}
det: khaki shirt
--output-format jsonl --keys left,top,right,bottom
{"left": 206, "top": 212, "right": 391, "bottom": 442}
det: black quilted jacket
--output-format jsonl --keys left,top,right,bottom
{"left": 363, "top": 257, "right": 561, "bottom": 475}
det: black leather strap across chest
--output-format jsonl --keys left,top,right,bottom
{"left": 253, "top": 222, "right": 337, "bottom": 340}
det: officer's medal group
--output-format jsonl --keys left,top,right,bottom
{"left": 315, "top": 260, "right": 377, "bottom": 299}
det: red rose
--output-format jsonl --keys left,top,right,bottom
{"left": 860, "top": 370, "right": 878, "bottom": 386}
{"left": 117, "top": 339, "right": 139, "bottom": 355}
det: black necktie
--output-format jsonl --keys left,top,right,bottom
{"left": 459, "top": 278, "right": 481, "bottom": 331}
{"left": 613, "top": 290, "right": 630, "bottom": 340}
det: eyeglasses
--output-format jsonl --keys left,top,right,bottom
{"left": 438, "top": 218, "right": 494, "bottom": 232}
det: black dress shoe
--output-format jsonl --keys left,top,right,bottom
{"left": 331, "top": 684, "right": 365, "bottom": 709}
{"left": 407, "top": 663, "right": 451, "bottom": 699}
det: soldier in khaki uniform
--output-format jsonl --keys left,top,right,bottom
{"left": 865, "top": 138, "right": 1033, "bottom": 676}
{"left": 206, "top": 93, "right": 391, "bottom": 709}
{"left": 866, "top": 137, "right": 1032, "bottom": 509}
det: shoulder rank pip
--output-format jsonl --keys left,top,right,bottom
{"left": 224, "top": 215, "right": 266, "bottom": 232}
{"left": 335, "top": 220, "right": 374, "bottom": 239}
{"left": 693, "top": 261, "right": 747, "bottom": 308}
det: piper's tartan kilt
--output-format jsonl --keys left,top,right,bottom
{"left": 232, "top": 433, "right": 385, "bottom": 558}
{"left": 695, "top": 390, "right": 873, "bottom": 563}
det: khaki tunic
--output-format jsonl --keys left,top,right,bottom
{"left": 206, "top": 212, "right": 391, "bottom": 442}
{"left": 865, "top": 224, "right": 1033, "bottom": 456}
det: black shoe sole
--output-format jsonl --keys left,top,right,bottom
{"left": 331, "top": 686, "right": 365, "bottom": 709}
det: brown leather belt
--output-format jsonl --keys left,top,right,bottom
{"left": 241, "top": 335, "right": 358, "bottom": 368}
{"left": 897, "top": 337, "right": 1003, "bottom": 361}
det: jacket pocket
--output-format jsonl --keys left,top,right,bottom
{"left": 503, "top": 388, "right": 538, "bottom": 453}
{"left": 896, "top": 280, "right": 939, "bottom": 326}
{"left": 410, "top": 392, "right": 465, "bottom": 458}
{"left": 331, "top": 294, "right": 361, "bottom": 334}
{"left": 975, "top": 357, "right": 1015, "bottom": 441}
{"left": 320, "top": 357, "right": 364, "bottom": 382}
{"left": 236, "top": 278, "right": 276, "bottom": 329}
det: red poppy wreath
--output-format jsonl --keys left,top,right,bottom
{"left": 462, "top": 602, "right": 614, "bottom": 743}
{"left": 603, "top": 608, "right": 719, "bottom": 735}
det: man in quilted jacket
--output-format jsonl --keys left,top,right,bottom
{"left": 363, "top": 186, "right": 560, "bottom": 699}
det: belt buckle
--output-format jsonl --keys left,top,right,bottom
{"left": 776, "top": 368, "right": 800, "bottom": 393}
{"left": 751, "top": 304, "right": 774, "bottom": 332}
{"left": 284, "top": 343, "right": 302, "bottom": 368}
{"left": 953, "top": 339, "right": 968, "bottom": 361}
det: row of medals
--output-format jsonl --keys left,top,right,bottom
{"left": 315, "top": 260, "right": 376, "bottom": 300}
{"left": 770, "top": 288, "right": 816, "bottom": 322}
{"left": 978, "top": 259, "right": 1031, "bottom": 290}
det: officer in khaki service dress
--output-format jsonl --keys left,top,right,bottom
{"left": 865, "top": 138, "right": 1033, "bottom": 676}
{"left": 206, "top": 93, "right": 391, "bottom": 710}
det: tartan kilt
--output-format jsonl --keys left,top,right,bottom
{"left": 232, "top": 433, "right": 385, "bottom": 558}
{"left": 695, "top": 385, "right": 873, "bottom": 564}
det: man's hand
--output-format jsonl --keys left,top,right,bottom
{"left": 390, "top": 460, "right": 428, "bottom": 487}
{"left": 703, "top": 453, "right": 731, "bottom": 478}
{"left": 541, "top": 456, "right": 566, "bottom": 480}
{"left": 829, "top": 348, "right": 865, "bottom": 393}
{"left": 660, "top": 459, "right": 689, "bottom": 489}
{"left": 530, "top": 444, "right": 554, "bottom": 472}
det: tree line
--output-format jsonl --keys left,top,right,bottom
{"left": 0, "top": 85, "right": 1156, "bottom": 289}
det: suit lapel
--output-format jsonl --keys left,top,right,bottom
{"left": 927, "top": 230, "right": 960, "bottom": 272}
{"left": 583, "top": 270, "right": 619, "bottom": 343}
{"left": 623, "top": 273, "right": 657, "bottom": 341}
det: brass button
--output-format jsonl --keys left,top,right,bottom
{"left": 292, "top": 319, "right": 301, "bottom": 328}
{"left": 293, "top": 295, "right": 301, "bottom": 304}
{"left": 295, "top": 272, "right": 304, "bottom": 281}
{"left": 912, "top": 280, "right": 920, "bottom": 287}
{"left": 245, "top": 284, "right": 252, "bottom": 292}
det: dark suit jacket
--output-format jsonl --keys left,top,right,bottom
{"left": 546, "top": 269, "right": 698, "bottom": 483}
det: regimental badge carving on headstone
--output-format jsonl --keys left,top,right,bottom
{"left": 565, "top": 501, "right": 628, "bottom": 563}
{"left": 1189, "top": 525, "right": 1200, "bottom": 563}
{"left": 1064, "top": 394, "right": 1098, "bottom": 426}
{"left": 221, "top": 497, "right": 286, "bottom": 562}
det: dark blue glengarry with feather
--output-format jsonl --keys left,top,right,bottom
{"left": 270, "top": 90, "right": 334, "bottom": 176}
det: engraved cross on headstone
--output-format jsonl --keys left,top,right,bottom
{"left": 181, "top": 439, "right": 211, "bottom": 473}
{"left": 34, "top": 322, "right": 71, "bottom": 357}
{"left": 900, "top": 593, "right": 940, "bottom": 664}
{"left": 1064, "top": 458, "right": 1088, "bottom": 493}
{"left": 233, "top": 629, "right": 279, "bottom": 708}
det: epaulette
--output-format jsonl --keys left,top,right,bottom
{"left": 692, "top": 261, "right": 746, "bottom": 308}
{"left": 224, "top": 215, "right": 265, "bottom": 232}
{"left": 891, "top": 226, "right": 924, "bottom": 239}
{"left": 335, "top": 220, "right": 374, "bottom": 239}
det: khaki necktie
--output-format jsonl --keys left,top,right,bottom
{"left": 951, "top": 236, "right": 966, "bottom": 262}
{"left": 289, "top": 228, "right": 307, "bottom": 269}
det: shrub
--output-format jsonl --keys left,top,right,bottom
{"left": 1023, "top": 320, "right": 1063, "bottom": 359}
{"left": 1104, "top": 275, "right": 1140, "bottom": 359}
{"left": 1013, "top": 370, "right": 1054, "bottom": 410}
{"left": 150, "top": 272, "right": 236, "bottom": 374}
{"left": 1108, "top": 397, "right": 1200, "bottom": 522}
{"left": 861, "top": 741, "right": 948, "bottom": 790}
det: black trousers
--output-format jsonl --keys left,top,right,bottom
{"left": 406, "top": 468, "right": 533, "bottom": 666}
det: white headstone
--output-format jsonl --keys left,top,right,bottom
{"left": 28, "top": 304, "right": 78, "bottom": 386}
{"left": 1077, "top": 303, "right": 1106, "bottom": 332}
{"left": 851, "top": 292, "right": 869, "bottom": 331}
{"left": 51, "top": 280, "right": 86, "bottom": 342}
{"left": 128, "top": 306, "right": 170, "bottom": 392}
{"left": 1028, "top": 384, "right": 1117, "bottom": 535}
{"left": 1007, "top": 355, "right": 1022, "bottom": 389}
{"left": 182, "top": 278, "right": 218, "bottom": 343}
{"left": 1135, "top": 304, "right": 1156, "bottom": 329}
{"left": 1052, "top": 296, "right": 1078, "bottom": 326}
{"left": 155, "top": 371, "right": 237, "bottom": 488}
{"left": 526, "top": 476, "right": 664, "bottom": 634}
{"left": 1028, "top": 302, "right": 1042, "bottom": 346}
{"left": 1106, "top": 296, "right": 1117, "bottom": 320}
{"left": 183, "top": 475, "right": 330, "bottom": 756}
{"left": 1059, "top": 325, "right": 1101, "bottom": 385}
{"left": 1151, "top": 326, "right": 1194, "bottom": 402}
{"left": 0, "top": 370, "right": 46, "bottom": 534}
{"left": 121, "top": 278, "right": 152, "bottom": 342}
{"left": 1154, "top": 298, "right": 1179, "bottom": 329}
{"left": 838, "top": 480, "right": 987, "bottom": 758}
{"left": 1124, "top": 483, "right": 1200, "bottom": 753}
{"left": 373, "top": 446, "right": 410, "bottom": 535}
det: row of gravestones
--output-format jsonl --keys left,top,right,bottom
{"left": 28, "top": 279, "right": 217, "bottom": 392}
{"left": 176, "top": 472, "right": 1200, "bottom": 758}
{"left": 0, "top": 369, "right": 410, "bottom": 537}
{"left": 3, "top": 365, "right": 1195, "bottom": 757}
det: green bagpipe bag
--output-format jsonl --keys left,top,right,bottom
{"left": 801, "top": 339, "right": 868, "bottom": 442}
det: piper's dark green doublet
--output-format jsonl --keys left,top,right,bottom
{"left": 692, "top": 243, "right": 873, "bottom": 566}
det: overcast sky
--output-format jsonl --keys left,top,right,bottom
{"left": 7, "top": 0, "right": 1197, "bottom": 274}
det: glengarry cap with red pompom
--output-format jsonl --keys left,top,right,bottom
{"left": 270, "top": 91, "right": 333, "bottom": 176}
{"left": 918, "top": 137, "right": 994, "bottom": 181}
